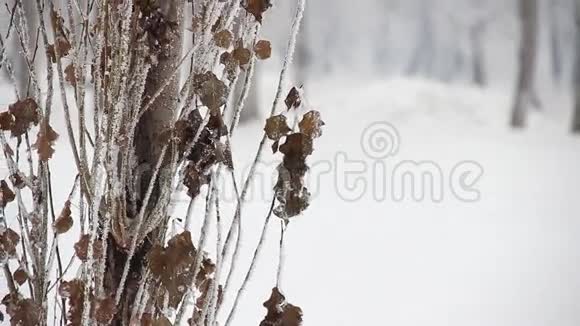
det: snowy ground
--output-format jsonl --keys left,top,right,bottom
{"left": 1, "top": 74, "right": 580, "bottom": 326}
{"left": 217, "top": 75, "right": 580, "bottom": 326}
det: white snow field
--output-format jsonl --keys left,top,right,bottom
{"left": 1, "top": 74, "right": 579, "bottom": 325}
{"left": 215, "top": 75, "right": 580, "bottom": 326}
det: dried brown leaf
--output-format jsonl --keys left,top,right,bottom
{"left": 0, "top": 228, "right": 19, "bottom": 260}
{"left": 55, "top": 37, "right": 72, "bottom": 58}
{"left": 74, "top": 234, "right": 103, "bottom": 261}
{"left": 214, "top": 30, "right": 233, "bottom": 49}
{"left": 53, "top": 200, "right": 73, "bottom": 234}
{"left": 9, "top": 174, "right": 23, "bottom": 189}
{"left": 244, "top": 0, "right": 273, "bottom": 23}
{"left": 298, "top": 110, "right": 324, "bottom": 139}
{"left": 264, "top": 115, "right": 291, "bottom": 141}
{"left": 13, "top": 268, "right": 28, "bottom": 286}
{"left": 284, "top": 87, "right": 301, "bottom": 110}
{"left": 220, "top": 51, "right": 238, "bottom": 81}
{"left": 193, "top": 72, "right": 227, "bottom": 111}
{"left": 64, "top": 63, "right": 76, "bottom": 86}
{"left": 254, "top": 40, "right": 272, "bottom": 60}
{"left": 147, "top": 232, "right": 217, "bottom": 309}
{"left": 279, "top": 133, "right": 313, "bottom": 162}
{"left": 0, "top": 180, "right": 15, "bottom": 208}
{"left": 260, "top": 287, "right": 303, "bottom": 326}
{"left": 153, "top": 316, "right": 172, "bottom": 326}
{"left": 0, "top": 112, "right": 14, "bottom": 131}
{"left": 1, "top": 294, "right": 40, "bottom": 326}
{"left": 93, "top": 297, "right": 116, "bottom": 324}
{"left": 58, "top": 279, "right": 85, "bottom": 325}
{"left": 232, "top": 46, "right": 251, "bottom": 66}
{"left": 33, "top": 120, "right": 59, "bottom": 161}
{"left": 9, "top": 98, "right": 40, "bottom": 137}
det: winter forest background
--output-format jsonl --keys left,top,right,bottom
{"left": 1, "top": 0, "right": 580, "bottom": 325}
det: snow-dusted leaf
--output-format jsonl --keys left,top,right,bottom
{"left": 244, "top": 0, "right": 273, "bottom": 23}
{"left": 279, "top": 133, "right": 313, "bottom": 163}
{"left": 0, "top": 180, "right": 15, "bottom": 208}
{"left": 0, "top": 228, "right": 20, "bottom": 260}
{"left": 9, "top": 173, "right": 23, "bottom": 190}
{"left": 259, "top": 287, "right": 303, "bottom": 326}
{"left": 194, "top": 72, "right": 228, "bottom": 111}
{"left": 299, "top": 110, "right": 325, "bottom": 139}
{"left": 214, "top": 30, "right": 233, "bottom": 49}
{"left": 74, "top": 234, "right": 103, "bottom": 262}
{"left": 265, "top": 115, "right": 291, "bottom": 141}
{"left": 254, "top": 40, "right": 272, "bottom": 60}
{"left": 147, "top": 231, "right": 217, "bottom": 309}
{"left": 64, "top": 63, "right": 76, "bottom": 86}
{"left": 0, "top": 112, "right": 14, "bottom": 131}
{"left": 284, "top": 87, "right": 302, "bottom": 110}
{"left": 153, "top": 316, "right": 172, "bottom": 326}
{"left": 13, "top": 268, "right": 28, "bottom": 286}
{"left": 33, "top": 120, "right": 59, "bottom": 162}
{"left": 94, "top": 297, "right": 117, "bottom": 324}
{"left": 58, "top": 279, "right": 84, "bottom": 325}
{"left": 1, "top": 294, "right": 40, "bottom": 326}
{"left": 232, "top": 46, "right": 252, "bottom": 66}
{"left": 220, "top": 51, "right": 238, "bottom": 81}
{"left": 9, "top": 98, "right": 40, "bottom": 137}
{"left": 53, "top": 200, "right": 73, "bottom": 234}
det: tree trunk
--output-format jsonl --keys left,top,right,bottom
{"left": 470, "top": 20, "right": 487, "bottom": 87}
{"left": 572, "top": 0, "right": 580, "bottom": 133}
{"left": 107, "top": 1, "right": 184, "bottom": 324}
{"left": 549, "top": 0, "right": 563, "bottom": 84}
{"left": 406, "top": 1, "right": 434, "bottom": 76}
{"left": 511, "top": 0, "right": 539, "bottom": 128}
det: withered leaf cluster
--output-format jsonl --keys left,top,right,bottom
{"left": 219, "top": 37, "right": 272, "bottom": 81}
{"left": 48, "top": 9, "right": 72, "bottom": 62}
{"left": 284, "top": 87, "right": 301, "bottom": 110}
{"left": 65, "top": 63, "right": 77, "bottom": 86}
{"left": 74, "top": 234, "right": 104, "bottom": 262}
{"left": 58, "top": 279, "right": 117, "bottom": 325}
{"left": 33, "top": 119, "right": 59, "bottom": 162}
{"left": 135, "top": 0, "right": 179, "bottom": 59}
{"left": 0, "top": 228, "right": 19, "bottom": 262}
{"left": 259, "top": 287, "right": 303, "bottom": 326}
{"left": 0, "top": 98, "right": 40, "bottom": 138}
{"left": 177, "top": 108, "right": 232, "bottom": 199}
{"left": 58, "top": 279, "right": 85, "bottom": 325}
{"left": 254, "top": 40, "right": 272, "bottom": 60}
{"left": 193, "top": 72, "right": 228, "bottom": 112}
{"left": 147, "top": 231, "right": 216, "bottom": 309}
{"left": 52, "top": 200, "right": 73, "bottom": 234}
{"left": 12, "top": 268, "right": 28, "bottom": 286}
{"left": 244, "top": 0, "right": 273, "bottom": 23}
{"left": 0, "top": 180, "right": 15, "bottom": 208}
{"left": 1, "top": 293, "right": 40, "bottom": 326}
{"left": 265, "top": 89, "right": 324, "bottom": 221}
{"left": 214, "top": 30, "right": 233, "bottom": 49}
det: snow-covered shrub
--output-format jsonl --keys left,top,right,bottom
{"left": 0, "top": 0, "right": 322, "bottom": 325}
